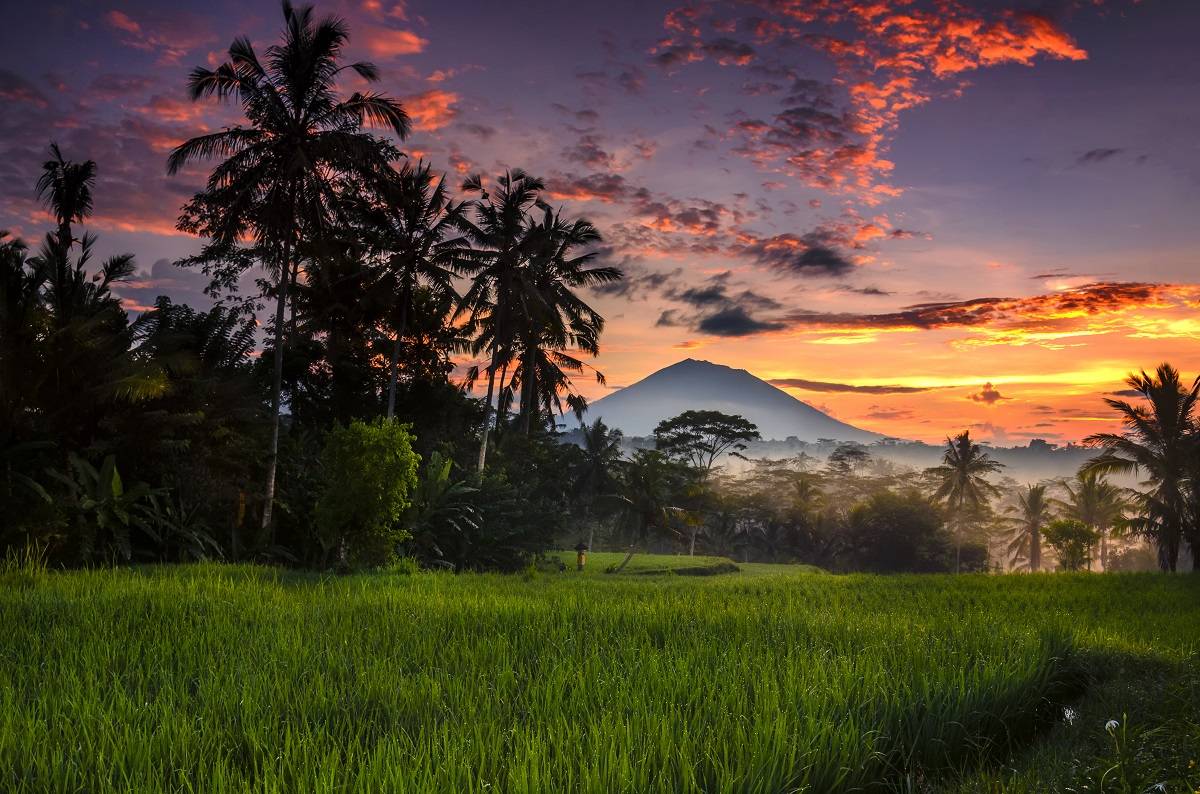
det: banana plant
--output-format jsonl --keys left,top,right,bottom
{"left": 140, "top": 491, "right": 224, "bottom": 562}
{"left": 401, "top": 450, "right": 480, "bottom": 565}
{"left": 46, "top": 454, "right": 157, "bottom": 563}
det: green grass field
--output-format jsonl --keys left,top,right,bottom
{"left": 1, "top": 557, "right": 1197, "bottom": 792}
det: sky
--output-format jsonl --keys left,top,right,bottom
{"left": 1, "top": 0, "right": 1198, "bottom": 445}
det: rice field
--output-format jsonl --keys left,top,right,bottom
{"left": 0, "top": 559, "right": 1197, "bottom": 793}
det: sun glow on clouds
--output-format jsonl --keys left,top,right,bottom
{"left": 652, "top": 0, "right": 1090, "bottom": 201}
{"left": 361, "top": 27, "right": 428, "bottom": 58}
{"left": 403, "top": 89, "right": 459, "bottom": 130}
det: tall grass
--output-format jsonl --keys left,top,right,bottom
{"left": 0, "top": 565, "right": 1196, "bottom": 792}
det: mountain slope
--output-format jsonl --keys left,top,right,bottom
{"left": 585, "top": 359, "right": 883, "bottom": 442}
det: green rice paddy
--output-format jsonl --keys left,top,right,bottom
{"left": 1, "top": 559, "right": 1197, "bottom": 792}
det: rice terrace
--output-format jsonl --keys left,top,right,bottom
{"left": 2, "top": 0, "right": 1200, "bottom": 792}
{"left": 1, "top": 561, "right": 1198, "bottom": 792}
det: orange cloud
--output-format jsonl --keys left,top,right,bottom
{"left": 138, "top": 95, "right": 209, "bottom": 124}
{"left": 658, "top": 1, "right": 1091, "bottom": 201}
{"left": 362, "top": 28, "right": 428, "bottom": 58}
{"left": 106, "top": 10, "right": 141, "bottom": 34}
{"left": 103, "top": 9, "right": 213, "bottom": 64}
{"left": 782, "top": 283, "right": 1200, "bottom": 343}
{"left": 362, "top": 0, "right": 408, "bottom": 20}
{"left": 403, "top": 89, "right": 458, "bottom": 130}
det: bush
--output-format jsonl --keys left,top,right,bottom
{"left": 844, "top": 490, "right": 954, "bottom": 573}
{"left": 315, "top": 419, "right": 420, "bottom": 568}
{"left": 387, "top": 557, "right": 421, "bottom": 575}
{"left": 1106, "top": 543, "right": 1159, "bottom": 572}
{"left": 1043, "top": 518, "right": 1099, "bottom": 571}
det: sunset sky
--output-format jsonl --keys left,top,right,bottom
{"left": 1, "top": 0, "right": 1198, "bottom": 444}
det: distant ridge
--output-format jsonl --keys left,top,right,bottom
{"left": 584, "top": 359, "right": 883, "bottom": 442}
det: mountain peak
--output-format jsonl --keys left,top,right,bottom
{"left": 586, "top": 359, "right": 881, "bottom": 442}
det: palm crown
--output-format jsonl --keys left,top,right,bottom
{"left": 1084, "top": 363, "right": 1197, "bottom": 570}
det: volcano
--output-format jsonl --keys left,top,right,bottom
{"left": 584, "top": 359, "right": 883, "bottom": 442}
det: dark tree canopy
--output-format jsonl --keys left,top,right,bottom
{"left": 844, "top": 490, "right": 955, "bottom": 573}
{"left": 653, "top": 410, "right": 761, "bottom": 474}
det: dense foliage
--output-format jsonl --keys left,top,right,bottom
{"left": 314, "top": 419, "right": 419, "bottom": 568}
{"left": 0, "top": 4, "right": 616, "bottom": 573}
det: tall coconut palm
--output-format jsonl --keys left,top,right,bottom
{"left": 454, "top": 170, "right": 545, "bottom": 470}
{"left": 508, "top": 207, "right": 618, "bottom": 433}
{"left": 1061, "top": 471, "right": 1127, "bottom": 571}
{"left": 572, "top": 418, "right": 624, "bottom": 550}
{"left": 36, "top": 143, "right": 95, "bottom": 253}
{"left": 365, "top": 162, "right": 467, "bottom": 420}
{"left": 22, "top": 233, "right": 167, "bottom": 453}
{"left": 932, "top": 430, "right": 1005, "bottom": 573}
{"left": 1084, "top": 363, "right": 1198, "bottom": 572}
{"left": 168, "top": 1, "right": 409, "bottom": 534}
{"left": 1005, "top": 483, "right": 1052, "bottom": 572}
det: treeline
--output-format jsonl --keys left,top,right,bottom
{"left": 587, "top": 367, "right": 1199, "bottom": 574}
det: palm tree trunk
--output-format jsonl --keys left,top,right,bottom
{"left": 288, "top": 259, "right": 300, "bottom": 339}
{"left": 56, "top": 221, "right": 72, "bottom": 254}
{"left": 1031, "top": 526, "right": 1041, "bottom": 572}
{"left": 688, "top": 526, "right": 697, "bottom": 556}
{"left": 259, "top": 243, "right": 291, "bottom": 536}
{"left": 520, "top": 353, "right": 534, "bottom": 435}
{"left": 611, "top": 543, "right": 638, "bottom": 573}
{"left": 1099, "top": 526, "right": 1107, "bottom": 571}
{"left": 384, "top": 290, "right": 409, "bottom": 420}
{"left": 496, "top": 361, "right": 510, "bottom": 428}
{"left": 954, "top": 498, "right": 962, "bottom": 574}
{"left": 475, "top": 349, "right": 499, "bottom": 472}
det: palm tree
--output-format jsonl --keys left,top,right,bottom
{"left": 606, "top": 450, "right": 688, "bottom": 573}
{"left": 932, "top": 431, "right": 1004, "bottom": 573}
{"left": 36, "top": 143, "right": 95, "bottom": 253}
{"left": 507, "top": 207, "right": 618, "bottom": 434}
{"left": 572, "top": 418, "right": 624, "bottom": 551}
{"left": 28, "top": 150, "right": 165, "bottom": 418}
{"left": 365, "top": 162, "right": 467, "bottom": 420}
{"left": 1084, "top": 363, "right": 1197, "bottom": 572}
{"left": 168, "top": 1, "right": 409, "bottom": 534}
{"left": 455, "top": 170, "right": 545, "bottom": 470}
{"left": 1005, "top": 484, "right": 1052, "bottom": 572}
{"left": 292, "top": 236, "right": 383, "bottom": 423}
{"left": 1061, "top": 471, "right": 1127, "bottom": 571}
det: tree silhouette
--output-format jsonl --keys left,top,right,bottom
{"left": 571, "top": 418, "right": 624, "bottom": 550}
{"left": 169, "top": 1, "right": 409, "bottom": 534}
{"left": 36, "top": 143, "right": 95, "bottom": 253}
{"left": 455, "top": 170, "right": 544, "bottom": 470}
{"left": 1060, "top": 471, "right": 1127, "bottom": 571}
{"left": 1084, "top": 363, "right": 1197, "bottom": 571}
{"left": 931, "top": 431, "right": 1004, "bottom": 573}
{"left": 1005, "top": 483, "right": 1052, "bottom": 572}
{"left": 654, "top": 410, "right": 761, "bottom": 555}
{"left": 363, "top": 162, "right": 467, "bottom": 420}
